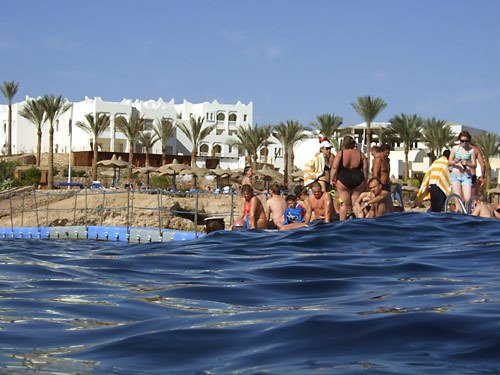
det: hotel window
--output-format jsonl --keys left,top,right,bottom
{"left": 144, "top": 119, "right": 154, "bottom": 131}
{"left": 243, "top": 114, "right": 248, "bottom": 121}
{"left": 228, "top": 146, "right": 233, "bottom": 153}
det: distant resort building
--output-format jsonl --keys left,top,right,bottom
{"left": 0, "top": 96, "right": 284, "bottom": 170}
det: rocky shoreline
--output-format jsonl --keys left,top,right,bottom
{"left": 0, "top": 188, "right": 238, "bottom": 232}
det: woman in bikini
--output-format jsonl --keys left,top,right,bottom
{"left": 330, "top": 136, "right": 368, "bottom": 220}
{"left": 448, "top": 131, "right": 476, "bottom": 211}
{"left": 235, "top": 184, "right": 267, "bottom": 229}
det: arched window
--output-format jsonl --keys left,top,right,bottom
{"left": 213, "top": 144, "right": 222, "bottom": 156}
{"left": 228, "top": 113, "right": 237, "bottom": 122}
{"left": 216, "top": 112, "right": 225, "bottom": 121}
{"left": 200, "top": 144, "right": 209, "bottom": 155}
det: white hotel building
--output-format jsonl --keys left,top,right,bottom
{"left": 0, "top": 96, "right": 286, "bottom": 170}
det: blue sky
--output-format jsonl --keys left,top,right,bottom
{"left": 1, "top": 0, "right": 499, "bottom": 133}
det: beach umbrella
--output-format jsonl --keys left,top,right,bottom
{"left": 291, "top": 170, "right": 304, "bottom": 182}
{"left": 402, "top": 184, "right": 419, "bottom": 204}
{"left": 97, "top": 154, "right": 129, "bottom": 188}
{"left": 134, "top": 166, "right": 158, "bottom": 188}
{"left": 179, "top": 165, "right": 213, "bottom": 190}
{"left": 391, "top": 178, "right": 405, "bottom": 186}
{"left": 211, "top": 164, "right": 230, "bottom": 189}
{"left": 256, "top": 165, "right": 281, "bottom": 190}
{"left": 158, "top": 159, "right": 189, "bottom": 191}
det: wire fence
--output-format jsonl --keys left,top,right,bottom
{"left": 0, "top": 187, "right": 239, "bottom": 237}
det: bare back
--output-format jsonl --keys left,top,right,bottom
{"left": 265, "top": 195, "right": 287, "bottom": 228}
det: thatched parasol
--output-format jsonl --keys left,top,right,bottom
{"left": 97, "top": 154, "right": 130, "bottom": 188}
{"left": 179, "top": 165, "right": 214, "bottom": 189}
{"left": 211, "top": 164, "right": 230, "bottom": 189}
{"left": 291, "top": 170, "right": 304, "bottom": 182}
{"left": 158, "top": 159, "right": 189, "bottom": 191}
{"left": 134, "top": 166, "right": 158, "bottom": 188}
{"left": 256, "top": 165, "right": 281, "bottom": 190}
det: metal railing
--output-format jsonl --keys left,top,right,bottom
{"left": 0, "top": 187, "right": 238, "bottom": 238}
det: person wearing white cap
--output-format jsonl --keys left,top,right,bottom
{"left": 316, "top": 140, "right": 334, "bottom": 192}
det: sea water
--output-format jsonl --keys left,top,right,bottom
{"left": 0, "top": 212, "right": 499, "bottom": 374}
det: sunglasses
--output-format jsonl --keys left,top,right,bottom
{"left": 460, "top": 139, "right": 469, "bottom": 143}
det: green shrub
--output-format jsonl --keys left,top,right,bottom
{"left": 21, "top": 167, "right": 41, "bottom": 186}
{"left": 62, "top": 167, "right": 87, "bottom": 177}
{"left": 407, "top": 178, "right": 420, "bottom": 188}
{"left": 0, "top": 178, "right": 19, "bottom": 191}
{"left": 0, "top": 160, "right": 18, "bottom": 182}
{"left": 150, "top": 175, "right": 171, "bottom": 189}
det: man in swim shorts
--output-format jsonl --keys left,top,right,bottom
{"left": 372, "top": 144, "right": 392, "bottom": 191}
{"left": 354, "top": 177, "right": 394, "bottom": 218}
{"left": 305, "top": 181, "right": 332, "bottom": 223}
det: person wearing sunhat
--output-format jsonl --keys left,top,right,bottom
{"left": 303, "top": 137, "right": 334, "bottom": 192}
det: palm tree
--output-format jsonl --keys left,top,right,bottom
{"left": 476, "top": 132, "right": 500, "bottom": 191}
{"left": 351, "top": 96, "right": 387, "bottom": 173}
{"left": 310, "top": 113, "right": 343, "bottom": 148}
{"left": 75, "top": 113, "right": 110, "bottom": 181}
{"left": 422, "top": 118, "right": 454, "bottom": 161}
{"left": 388, "top": 114, "right": 423, "bottom": 182}
{"left": 373, "top": 125, "right": 398, "bottom": 147}
{"left": 153, "top": 117, "right": 175, "bottom": 165}
{"left": 138, "top": 131, "right": 159, "bottom": 166}
{"left": 19, "top": 98, "right": 45, "bottom": 167}
{"left": 260, "top": 124, "right": 273, "bottom": 165}
{"left": 177, "top": 116, "right": 216, "bottom": 166}
{"left": 115, "top": 110, "right": 145, "bottom": 180}
{"left": 39, "top": 95, "right": 71, "bottom": 189}
{"left": 1, "top": 81, "right": 19, "bottom": 156}
{"left": 273, "top": 120, "right": 308, "bottom": 186}
{"left": 227, "top": 124, "right": 270, "bottom": 170}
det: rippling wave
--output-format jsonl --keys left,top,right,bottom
{"left": 1, "top": 212, "right": 499, "bottom": 373}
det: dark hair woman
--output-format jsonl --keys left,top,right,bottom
{"left": 330, "top": 136, "right": 368, "bottom": 220}
{"left": 448, "top": 130, "right": 476, "bottom": 211}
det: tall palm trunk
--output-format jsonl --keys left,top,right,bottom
{"left": 145, "top": 149, "right": 150, "bottom": 167}
{"left": 48, "top": 127, "right": 54, "bottom": 189}
{"left": 128, "top": 143, "right": 134, "bottom": 180}
{"left": 36, "top": 129, "right": 42, "bottom": 167}
{"left": 404, "top": 145, "right": 409, "bottom": 182}
{"left": 7, "top": 105, "right": 13, "bottom": 156}
{"left": 283, "top": 148, "right": 289, "bottom": 188}
{"left": 289, "top": 151, "right": 296, "bottom": 187}
{"left": 366, "top": 124, "right": 372, "bottom": 174}
{"left": 191, "top": 149, "right": 196, "bottom": 167}
{"left": 92, "top": 140, "right": 98, "bottom": 182}
{"left": 161, "top": 146, "right": 167, "bottom": 165}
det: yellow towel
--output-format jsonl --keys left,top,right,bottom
{"left": 417, "top": 156, "right": 451, "bottom": 201}
{"left": 304, "top": 153, "right": 325, "bottom": 187}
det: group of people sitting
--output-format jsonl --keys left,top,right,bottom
{"left": 232, "top": 177, "right": 394, "bottom": 230}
